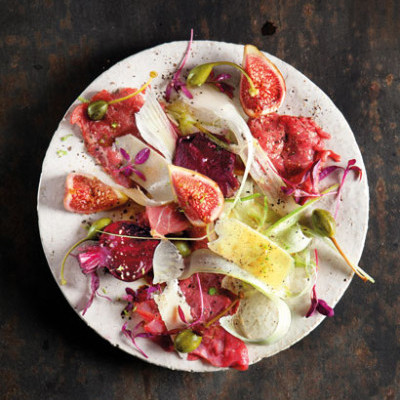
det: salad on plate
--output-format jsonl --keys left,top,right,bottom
{"left": 38, "top": 35, "right": 373, "bottom": 371}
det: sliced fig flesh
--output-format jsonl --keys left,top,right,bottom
{"left": 168, "top": 165, "right": 224, "bottom": 227}
{"left": 240, "top": 45, "right": 286, "bottom": 118}
{"left": 63, "top": 173, "right": 128, "bottom": 214}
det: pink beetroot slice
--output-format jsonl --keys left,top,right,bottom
{"left": 78, "top": 221, "right": 159, "bottom": 282}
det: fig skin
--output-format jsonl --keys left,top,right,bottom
{"left": 168, "top": 165, "right": 224, "bottom": 227}
{"left": 63, "top": 173, "right": 128, "bottom": 214}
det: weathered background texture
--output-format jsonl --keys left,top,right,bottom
{"left": 1, "top": 1, "right": 399, "bottom": 399}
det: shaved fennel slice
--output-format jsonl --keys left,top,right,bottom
{"left": 181, "top": 249, "right": 291, "bottom": 343}
{"left": 115, "top": 135, "right": 174, "bottom": 204}
{"left": 116, "top": 186, "right": 169, "bottom": 206}
{"left": 247, "top": 141, "right": 297, "bottom": 216}
{"left": 220, "top": 290, "right": 291, "bottom": 345}
{"left": 181, "top": 249, "right": 276, "bottom": 296}
{"left": 179, "top": 87, "right": 254, "bottom": 211}
{"left": 221, "top": 276, "right": 255, "bottom": 296}
{"left": 281, "top": 253, "right": 316, "bottom": 299}
{"left": 224, "top": 110, "right": 254, "bottom": 211}
{"left": 136, "top": 90, "right": 177, "bottom": 162}
{"left": 153, "top": 240, "right": 185, "bottom": 284}
{"left": 267, "top": 222, "right": 312, "bottom": 254}
{"left": 153, "top": 279, "right": 192, "bottom": 331}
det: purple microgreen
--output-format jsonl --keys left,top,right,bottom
{"left": 306, "top": 250, "right": 334, "bottom": 318}
{"left": 305, "top": 286, "right": 319, "bottom": 317}
{"left": 319, "top": 165, "right": 341, "bottom": 181}
{"left": 135, "top": 332, "right": 156, "bottom": 339}
{"left": 316, "top": 299, "right": 335, "bottom": 317}
{"left": 165, "top": 29, "right": 194, "bottom": 102}
{"left": 145, "top": 284, "right": 161, "bottom": 299}
{"left": 122, "top": 321, "right": 149, "bottom": 359}
{"left": 180, "top": 84, "right": 194, "bottom": 99}
{"left": 119, "top": 148, "right": 149, "bottom": 179}
{"left": 314, "top": 248, "right": 319, "bottom": 271}
{"left": 334, "top": 159, "right": 362, "bottom": 219}
{"left": 120, "top": 147, "right": 131, "bottom": 161}
{"left": 213, "top": 73, "right": 232, "bottom": 82}
{"left": 131, "top": 168, "right": 146, "bottom": 181}
{"left": 125, "top": 287, "right": 137, "bottom": 297}
{"left": 165, "top": 84, "right": 173, "bottom": 103}
{"left": 82, "top": 272, "right": 100, "bottom": 316}
{"left": 97, "top": 290, "right": 112, "bottom": 302}
{"left": 122, "top": 302, "right": 135, "bottom": 315}
{"left": 120, "top": 164, "right": 135, "bottom": 177}
{"left": 206, "top": 71, "right": 235, "bottom": 99}
{"left": 134, "top": 148, "right": 150, "bottom": 165}
{"left": 281, "top": 186, "right": 322, "bottom": 199}
{"left": 178, "top": 305, "right": 188, "bottom": 324}
{"left": 211, "top": 82, "right": 235, "bottom": 99}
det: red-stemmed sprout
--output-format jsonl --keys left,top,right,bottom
{"left": 278, "top": 158, "right": 361, "bottom": 206}
{"left": 177, "top": 273, "right": 205, "bottom": 327}
{"left": 306, "top": 249, "right": 334, "bottom": 318}
{"left": 82, "top": 272, "right": 112, "bottom": 316}
{"left": 165, "top": 29, "right": 194, "bottom": 102}
{"left": 333, "top": 159, "right": 362, "bottom": 218}
{"left": 122, "top": 321, "right": 149, "bottom": 359}
{"left": 313, "top": 159, "right": 362, "bottom": 218}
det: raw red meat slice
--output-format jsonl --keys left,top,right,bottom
{"left": 135, "top": 300, "right": 168, "bottom": 335}
{"left": 179, "top": 274, "right": 236, "bottom": 321}
{"left": 173, "top": 133, "right": 239, "bottom": 197}
{"left": 128, "top": 273, "right": 249, "bottom": 370}
{"left": 179, "top": 274, "right": 249, "bottom": 370}
{"left": 187, "top": 325, "right": 249, "bottom": 371}
{"left": 70, "top": 89, "right": 144, "bottom": 187}
{"left": 145, "top": 204, "right": 190, "bottom": 236}
{"left": 248, "top": 113, "right": 340, "bottom": 194}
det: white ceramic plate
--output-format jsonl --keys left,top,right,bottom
{"left": 37, "top": 40, "right": 369, "bottom": 372}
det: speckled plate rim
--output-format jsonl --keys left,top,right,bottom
{"left": 37, "top": 40, "right": 369, "bottom": 372}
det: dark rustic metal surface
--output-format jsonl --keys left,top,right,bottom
{"left": 1, "top": 1, "right": 399, "bottom": 399}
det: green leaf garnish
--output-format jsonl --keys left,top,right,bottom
{"left": 61, "top": 134, "right": 73, "bottom": 141}
{"left": 56, "top": 149, "right": 68, "bottom": 157}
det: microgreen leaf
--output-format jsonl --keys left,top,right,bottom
{"left": 120, "top": 147, "right": 131, "bottom": 161}
{"left": 132, "top": 168, "right": 146, "bottom": 181}
{"left": 165, "top": 29, "right": 194, "bottom": 102}
{"left": 134, "top": 148, "right": 150, "bottom": 165}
